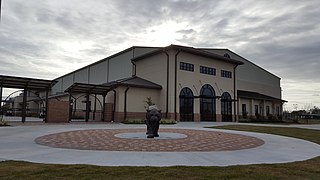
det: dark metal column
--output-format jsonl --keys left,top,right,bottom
{"left": 112, "top": 90, "right": 116, "bottom": 121}
{"left": 85, "top": 93, "right": 90, "bottom": 122}
{"left": 101, "top": 94, "right": 106, "bottom": 121}
{"left": 44, "top": 89, "right": 49, "bottom": 122}
{"left": 68, "top": 93, "right": 72, "bottom": 122}
{"left": 102, "top": 94, "right": 106, "bottom": 122}
{"left": 22, "top": 89, "right": 27, "bottom": 123}
{"left": 0, "top": 86, "right": 3, "bottom": 112}
{"left": 93, "top": 94, "right": 97, "bottom": 120}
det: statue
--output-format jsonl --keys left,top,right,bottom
{"left": 145, "top": 105, "right": 161, "bottom": 138}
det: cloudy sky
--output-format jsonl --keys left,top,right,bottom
{"left": 0, "top": 0, "right": 319, "bottom": 111}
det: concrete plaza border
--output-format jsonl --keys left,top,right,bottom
{"left": 0, "top": 122, "right": 320, "bottom": 167}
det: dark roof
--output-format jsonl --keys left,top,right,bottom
{"left": 102, "top": 76, "right": 162, "bottom": 89}
{"left": 65, "top": 83, "right": 113, "bottom": 94}
{"left": 0, "top": 75, "right": 57, "bottom": 90}
{"left": 64, "top": 76, "right": 161, "bottom": 94}
{"left": 237, "top": 90, "right": 287, "bottom": 102}
{"left": 132, "top": 44, "right": 244, "bottom": 65}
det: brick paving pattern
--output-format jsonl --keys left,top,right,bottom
{"left": 35, "top": 129, "right": 265, "bottom": 152}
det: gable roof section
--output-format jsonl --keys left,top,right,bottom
{"left": 132, "top": 44, "right": 244, "bottom": 65}
{"left": 199, "top": 48, "right": 280, "bottom": 79}
{"left": 102, "top": 76, "right": 162, "bottom": 89}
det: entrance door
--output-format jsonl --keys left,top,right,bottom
{"left": 200, "top": 84, "right": 216, "bottom": 121}
{"left": 179, "top": 87, "right": 194, "bottom": 121}
{"left": 221, "top": 92, "right": 232, "bottom": 122}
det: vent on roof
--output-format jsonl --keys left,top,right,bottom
{"left": 224, "top": 54, "right": 231, "bottom": 58}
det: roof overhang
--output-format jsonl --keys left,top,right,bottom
{"left": 65, "top": 83, "right": 113, "bottom": 94}
{"left": 0, "top": 75, "right": 57, "bottom": 90}
{"left": 237, "top": 90, "right": 287, "bottom": 102}
{"left": 102, "top": 76, "right": 162, "bottom": 89}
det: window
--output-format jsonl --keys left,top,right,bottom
{"left": 266, "top": 106, "right": 270, "bottom": 116}
{"left": 200, "top": 66, "right": 216, "bottom": 75}
{"left": 276, "top": 106, "right": 280, "bottom": 116}
{"left": 180, "top": 62, "right": 194, "bottom": 72}
{"left": 224, "top": 54, "right": 231, "bottom": 58}
{"left": 255, "top": 105, "right": 259, "bottom": 115}
{"left": 221, "top": 70, "right": 232, "bottom": 78}
{"left": 242, "top": 104, "right": 247, "bottom": 116}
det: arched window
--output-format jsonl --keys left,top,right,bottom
{"left": 200, "top": 84, "right": 216, "bottom": 121}
{"left": 179, "top": 87, "right": 194, "bottom": 121}
{"left": 221, "top": 92, "right": 232, "bottom": 122}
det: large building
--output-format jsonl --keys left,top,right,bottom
{"left": 45, "top": 44, "right": 285, "bottom": 122}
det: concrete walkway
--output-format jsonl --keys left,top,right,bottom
{"left": 1, "top": 122, "right": 320, "bottom": 167}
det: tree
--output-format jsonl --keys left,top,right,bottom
{"left": 310, "top": 106, "right": 320, "bottom": 114}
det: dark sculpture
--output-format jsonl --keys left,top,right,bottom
{"left": 145, "top": 106, "right": 161, "bottom": 138}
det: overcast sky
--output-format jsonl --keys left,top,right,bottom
{"left": 0, "top": 0, "right": 319, "bottom": 111}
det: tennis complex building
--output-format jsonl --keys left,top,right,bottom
{"left": 0, "top": 44, "right": 286, "bottom": 122}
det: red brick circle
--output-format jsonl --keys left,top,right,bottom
{"left": 35, "top": 129, "right": 264, "bottom": 152}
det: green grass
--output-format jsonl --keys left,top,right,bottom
{"left": 1, "top": 125, "right": 320, "bottom": 179}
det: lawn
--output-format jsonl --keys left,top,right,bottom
{"left": 1, "top": 125, "right": 320, "bottom": 179}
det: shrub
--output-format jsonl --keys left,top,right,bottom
{"left": 0, "top": 119, "right": 9, "bottom": 126}
{"left": 122, "top": 119, "right": 145, "bottom": 124}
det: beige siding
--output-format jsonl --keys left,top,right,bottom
{"left": 108, "top": 51, "right": 133, "bottom": 82}
{"left": 89, "top": 61, "right": 108, "bottom": 84}
{"left": 51, "top": 78, "right": 62, "bottom": 94}
{"left": 62, "top": 74, "right": 74, "bottom": 91}
{"left": 126, "top": 87, "right": 160, "bottom": 112}
{"left": 133, "top": 47, "right": 159, "bottom": 57}
{"left": 75, "top": 68, "right": 89, "bottom": 83}
{"left": 203, "top": 49, "right": 281, "bottom": 99}
{"left": 135, "top": 53, "right": 167, "bottom": 110}
{"left": 177, "top": 51, "right": 236, "bottom": 115}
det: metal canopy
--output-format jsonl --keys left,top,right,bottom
{"left": 237, "top": 90, "right": 287, "bottom": 102}
{"left": 65, "top": 83, "right": 113, "bottom": 94}
{"left": 0, "top": 75, "right": 57, "bottom": 90}
{"left": 0, "top": 75, "right": 57, "bottom": 123}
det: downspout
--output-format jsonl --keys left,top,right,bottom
{"left": 132, "top": 47, "right": 136, "bottom": 76}
{"left": 164, "top": 51, "right": 169, "bottom": 118}
{"left": 174, "top": 50, "right": 181, "bottom": 121}
{"left": 233, "top": 65, "right": 238, "bottom": 122}
{"left": 124, "top": 87, "right": 130, "bottom": 121}
{"left": 131, "top": 61, "right": 137, "bottom": 76}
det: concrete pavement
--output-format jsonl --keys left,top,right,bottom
{"left": 0, "top": 122, "right": 320, "bottom": 166}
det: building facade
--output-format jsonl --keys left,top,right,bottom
{"left": 43, "top": 44, "right": 284, "bottom": 122}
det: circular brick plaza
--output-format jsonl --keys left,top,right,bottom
{"left": 35, "top": 129, "right": 265, "bottom": 152}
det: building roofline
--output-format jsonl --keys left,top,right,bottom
{"left": 132, "top": 44, "right": 244, "bottom": 65}
{"left": 54, "top": 46, "right": 162, "bottom": 81}
{"left": 198, "top": 48, "right": 281, "bottom": 79}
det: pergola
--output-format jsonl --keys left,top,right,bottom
{"left": 0, "top": 75, "right": 57, "bottom": 122}
{"left": 65, "top": 83, "right": 114, "bottom": 122}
